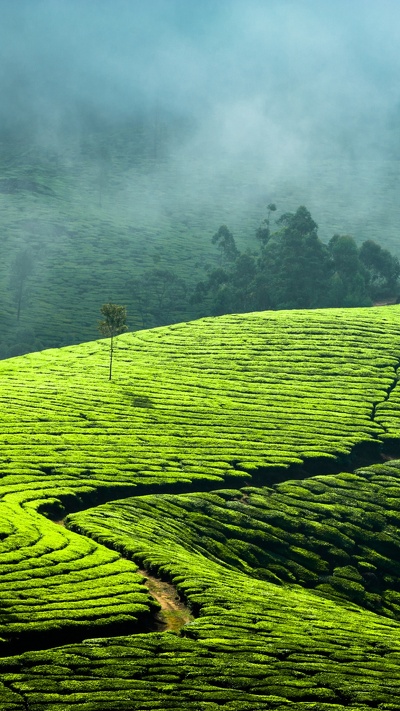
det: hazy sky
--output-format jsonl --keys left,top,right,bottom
{"left": 1, "top": 0, "right": 399, "bottom": 150}
{"left": 1, "top": 0, "right": 400, "bottom": 245}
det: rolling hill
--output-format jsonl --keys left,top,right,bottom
{"left": 1, "top": 306, "right": 400, "bottom": 708}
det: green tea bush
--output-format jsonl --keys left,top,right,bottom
{"left": 1, "top": 308, "right": 400, "bottom": 706}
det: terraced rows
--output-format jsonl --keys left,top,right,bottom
{"left": 3, "top": 461, "right": 400, "bottom": 709}
{"left": 69, "top": 462, "right": 400, "bottom": 621}
{"left": 0, "top": 307, "right": 400, "bottom": 495}
{"left": 0, "top": 502, "right": 156, "bottom": 654}
{"left": 377, "top": 371, "right": 400, "bottom": 444}
{"left": 0, "top": 307, "right": 399, "bottom": 650}
{"left": 1, "top": 307, "right": 400, "bottom": 707}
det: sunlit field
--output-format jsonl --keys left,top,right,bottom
{"left": 2, "top": 2, "right": 400, "bottom": 707}
{"left": 1, "top": 306, "right": 400, "bottom": 708}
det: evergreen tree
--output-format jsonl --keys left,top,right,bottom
{"left": 327, "top": 235, "right": 371, "bottom": 306}
{"left": 211, "top": 225, "right": 239, "bottom": 264}
{"left": 192, "top": 204, "right": 400, "bottom": 317}
{"left": 272, "top": 207, "right": 329, "bottom": 308}
{"left": 359, "top": 240, "right": 400, "bottom": 300}
{"left": 256, "top": 203, "right": 276, "bottom": 249}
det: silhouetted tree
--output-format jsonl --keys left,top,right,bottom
{"left": 212, "top": 225, "right": 239, "bottom": 264}
{"left": 192, "top": 205, "right": 400, "bottom": 317}
{"left": 98, "top": 303, "right": 127, "bottom": 380}
{"left": 256, "top": 203, "right": 277, "bottom": 249}
{"left": 10, "top": 248, "right": 34, "bottom": 320}
{"left": 359, "top": 240, "right": 400, "bottom": 300}
{"left": 272, "top": 206, "right": 329, "bottom": 308}
{"left": 327, "top": 235, "right": 371, "bottom": 306}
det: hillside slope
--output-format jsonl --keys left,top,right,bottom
{"left": 1, "top": 306, "right": 400, "bottom": 708}
{"left": 1, "top": 126, "right": 400, "bottom": 358}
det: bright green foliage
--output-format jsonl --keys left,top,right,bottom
{"left": 68, "top": 460, "right": 400, "bottom": 621}
{"left": 0, "top": 307, "right": 399, "bottom": 496}
{"left": 375, "top": 367, "right": 400, "bottom": 443}
{"left": 4, "top": 461, "right": 400, "bottom": 708}
{"left": 0, "top": 501, "right": 156, "bottom": 652}
{"left": 0, "top": 307, "right": 400, "bottom": 707}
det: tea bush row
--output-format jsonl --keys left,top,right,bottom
{"left": 3, "top": 463, "right": 400, "bottom": 709}
{"left": 0, "top": 501, "right": 156, "bottom": 652}
{"left": 68, "top": 460, "right": 400, "bottom": 620}
{"left": 0, "top": 308, "right": 399, "bottom": 495}
{"left": 1, "top": 308, "right": 400, "bottom": 706}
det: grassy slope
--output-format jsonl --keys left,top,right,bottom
{"left": 1, "top": 306, "right": 400, "bottom": 707}
{"left": 0, "top": 306, "right": 399, "bottom": 493}
{"left": 61, "top": 464, "right": 400, "bottom": 708}
{"left": 1, "top": 123, "right": 400, "bottom": 358}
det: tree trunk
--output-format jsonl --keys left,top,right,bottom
{"left": 109, "top": 336, "right": 113, "bottom": 380}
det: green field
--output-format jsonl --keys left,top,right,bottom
{"left": 1, "top": 306, "right": 400, "bottom": 707}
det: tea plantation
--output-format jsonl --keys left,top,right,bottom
{"left": 2, "top": 306, "right": 400, "bottom": 708}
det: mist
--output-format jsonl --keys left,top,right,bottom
{"left": 1, "top": 0, "right": 399, "bottom": 237}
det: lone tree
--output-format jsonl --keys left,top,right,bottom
{"left": 98, "top": 303, "right": 127, "bottom": 380}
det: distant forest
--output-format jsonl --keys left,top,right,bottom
{"left": 129, "top": 205, "right": 400, "bottom": 327}
{"left": 2, "top": 114, "right": 399, "bottom": 360}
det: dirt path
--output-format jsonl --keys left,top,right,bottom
{"left": 137, "top": 569, "right": 194, "bottom": 632}
{"left": 52, "top": 519, "right": 192, "bottom": 632}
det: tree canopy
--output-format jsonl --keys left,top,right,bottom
{"left": 98, "top": 303, "right": 128, "bottom": 380}
{"left": 191, "top": 206, "right": 400, "bottom": 316}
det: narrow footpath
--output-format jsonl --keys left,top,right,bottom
{"left": 137, "top": 569, "right": 194, "bottom": 632}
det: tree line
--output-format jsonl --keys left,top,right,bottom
{"left": 127, "top": 203, "right": 400, "bottom": 328}
{"left": 127, "top": 205, "right": 400, "bottom": 326}
{"left": 5, "top": 205, "right": 400, "bottom": 360}
{"left": 192, "top": 205, "right": 400, "bottom": 315}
